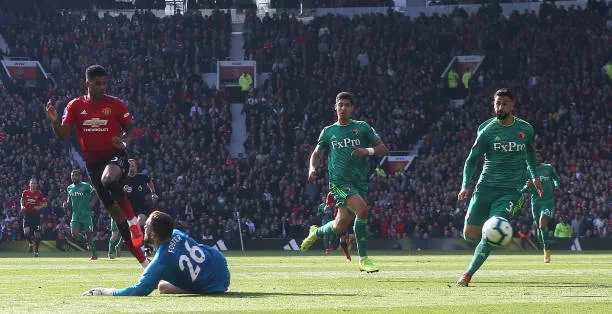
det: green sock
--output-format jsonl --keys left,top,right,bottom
{"left": 115, "top": 239, "right": 123, "bottom": 250}
{"left": 109, "top": 237, "right": 118, "bottom": 253}
{"left": 353, "top": 218, "right": 368, "bottom": 258}
{"left": 77, "top": 233, "right": 87, "bottom": 243}
{"left": 540, "top": 225, "right": 549, "bottom": 250}
{"left": 322, "top": 235, "right": 329, "bottom": 250}
{"left": 466, "top": 238, "right": 493, "bottom": 276}
{"left": 89, "top": 239, "right": 97, "bottom": 256}
{"left": 316, "top": 220, "right": 336, "bottom": 238}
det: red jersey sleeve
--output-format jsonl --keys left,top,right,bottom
{"left": 62, "top": 98, "right": 79, "bottom": 125}
{"left": 115, "top": 99, "right": 132, "bottom": 125}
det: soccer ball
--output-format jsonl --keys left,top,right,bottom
{"left": 482, "top": 216, "right": 513, "bottom": 247}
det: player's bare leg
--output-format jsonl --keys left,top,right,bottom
{"left": 158, "top": 280, "right": 192, "bottom": 294}
{"left": 71, "top": 226, "right": 85, "bottom": 244}
{"left": 457, "top": 223, "right": 492, "bottom": 287}
{"left": 71, "top": 225, "right": 91, "bottom": 255}
{"left": 339, "top": 235, "right": 352, "bottom": 262}
{"left": 463, "top": 224, "right": 482, "bottom": 241}
{"left": 33, "top": 229, "right": 41, "bottom": 257}
{"left": 86, "top": 231, "right": 97, "bottom": 260}
{"left": 345, "top": 195, "right": 377, "bottom": 272}
{"left": 539, "top": 215, "right": 551, "bottom": 263}
{"left": 333, "top": 207, "right": 353, "bottom": 235}
{"left": 300, "top": 207, "right": 352, "bottom": 252}
{"left": 108, "top": 230, "right": 120, "bottom": 259}
{"left": 101, "top": 164, "right": 142, "bottom": 247}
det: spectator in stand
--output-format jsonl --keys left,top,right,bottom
{"left": 0, "top": 2, "right": 609, "bottom": 247}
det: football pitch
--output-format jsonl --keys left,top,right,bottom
{"left": 0, "top": 250, "right": 610, "bottom": 313}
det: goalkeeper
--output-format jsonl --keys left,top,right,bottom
{"left": 82, "top": 211, "right": 230, "bottom": 296}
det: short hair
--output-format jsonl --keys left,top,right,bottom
{"left": 71, "top": 169, "right": 81, "bottom": 174}
{"left": 86, "top": 65, "right": 107, "bottom": 81}
{"left": 494, "top": 88, "right": 515, "bottom": 101}
{"left": 149, "top": 211, "right": 174, "bottom": 241}
{"left": 336, "top": 92, "right": 354, "bottom": 104}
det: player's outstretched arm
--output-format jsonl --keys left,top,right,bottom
{"left": 461, "top": 137, "right": 486, "bottom": 190}
{"left": 45, "top": 99, "right": 72, "bottom": 141}
{"left": 552, "top": 166, "right": 560, "bottom": 188}
{"left": 62, "top": 196, "right": 71, "bottom": 209}
{"left": 457, "top": 188, "right": 471, "bottom": 201}
{"left": 147, "top": 180, "right": 159, "bottom": 202}
{"left": 113, "top": 258, "right": 164, "bottom": 296}
{"left": 520, "top": 179, "right": 532, "bottom": 194}
{"left": 82, "top": 288, "right": 115, "bottom": 296}
{"left": 116, "top": 122, "right": 135, "bottom": 149}
{"left": 308, "top": 145, "right": 323, "bottom": 183}
{"left": 524, "top": 125, "right": 538, "bottom": 178}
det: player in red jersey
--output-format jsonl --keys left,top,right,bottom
{"left": 45, "top": 65, "right": 148, "bottom": 268}
{"left": 20, "top": 178, "right": 47, "bottom": 257}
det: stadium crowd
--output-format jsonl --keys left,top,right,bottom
{"left": 367, "top": 1, "right": 611, "bottom": 240}
{"left": 0, "top": 1, "right": 610, "bottom": 247}
{"left": 241, "top": 1, "right": 611, "bottom": 241}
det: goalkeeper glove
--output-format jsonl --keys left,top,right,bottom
{"left": 82, "top": 288, "right": 115, "bottom": 296}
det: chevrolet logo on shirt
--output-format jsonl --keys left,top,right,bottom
{"left": 83, "top": 118, "right": 109, "bottom": 132}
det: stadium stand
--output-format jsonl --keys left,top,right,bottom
{"left": 0, "top": 1, "right": 609, "bottom": 246}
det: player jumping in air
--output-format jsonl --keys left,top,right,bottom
{"left": 521, "top": 150, "right": 559, "bottom": 263}
{"left": 456, "top": 88, "right": 544, "bottom": 287}
{"left": 109, "top": 159, "right": 159, "bottom": 258}
{"left": 45, "top": 65, "right": 148, "bottom": 268}
{"left": 301, "top": 92, "right": 388, "bottom": 273}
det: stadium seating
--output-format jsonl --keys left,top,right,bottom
{"left": 0, "top": 1, "right": 609, "bottom": 245}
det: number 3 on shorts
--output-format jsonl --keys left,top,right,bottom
{"left": 505, "top": 201, "right": 514, "bottom": 213}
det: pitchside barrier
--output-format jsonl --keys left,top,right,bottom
{"left": 1, "top": 237, "right": 610, "bottom": 253}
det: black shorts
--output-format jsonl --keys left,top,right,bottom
{"left": 130, "top": 200, "right": 152, "bottom": 216}
{"left": 23, "top": 214, "right": 41, "bottom": 232}
{"left": 86, "top": 151, "right": 129, "bottom": 207}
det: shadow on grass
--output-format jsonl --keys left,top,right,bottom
{"left": 174, "top": 291, "right": 359, "bottom": 298}
{"left": 473, "top": 282, "right": 612, "bottom": 288}
{"left": 378, "top": 280, "right": 612, "bottom": 290}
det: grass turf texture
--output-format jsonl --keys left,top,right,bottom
{"left": 0, "top": 250, "right": 610, "bottom": 313}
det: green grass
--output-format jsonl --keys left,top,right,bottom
{"left": 0, "top": 250, "right": 611, "bottom": 313}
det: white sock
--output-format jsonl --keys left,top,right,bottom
{"left": 140, "top": 258, "right": 150, "bottom": 269}
{"left": 128, "top": 217, "right": 139, "bottom": 226}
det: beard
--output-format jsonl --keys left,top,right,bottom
{"left": 496, "top": 111, "right": 509, "bottom": 120}
{"left": 144, "top": 230, "right": 151, "bottom": 243}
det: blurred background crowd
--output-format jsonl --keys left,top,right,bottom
{"left": 0, "top": 1, "right": 610, "bottom": 247}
